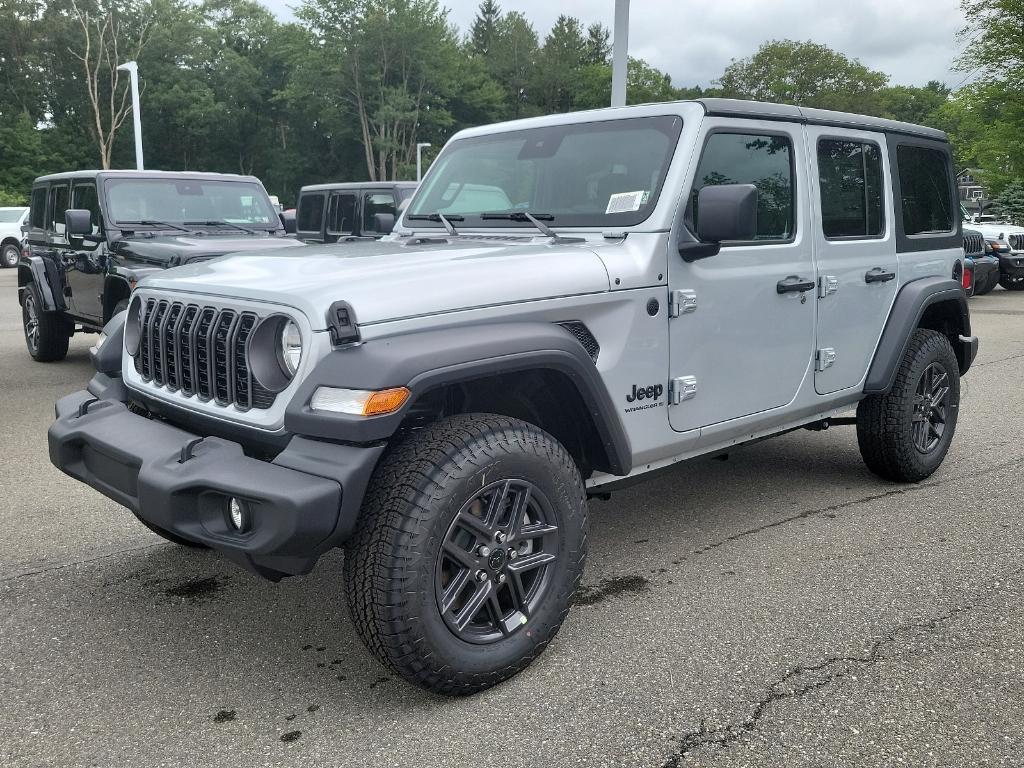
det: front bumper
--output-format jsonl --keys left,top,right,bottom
{"left": 998, "top": 254, "right": 1024, "bottom": 285}
{"left": 49, "top": 387, "right": 383, "bottom": 579}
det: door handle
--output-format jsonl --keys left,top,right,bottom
{"left": 776, "top": 276, "right": 816, "bottom": 294}
{"left": 865, "top": 267, "right": 896, "bottom": 284}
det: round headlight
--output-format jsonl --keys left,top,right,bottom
{"left": 279, "top": 320, "right": 302, "bottom": 377}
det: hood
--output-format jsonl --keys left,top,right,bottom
{"left": 111, "top": 233, "right": 305, "bottom": 267}
{"left": 138, "top": 237, "right": 611, "bottom": 328}
{"left": 967, "top": 221, "right": 1024, "bottom": 239}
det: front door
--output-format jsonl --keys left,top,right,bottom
{"left": 807, "top": 128, "right": 898, "bottom": 394}
{"left": 64, "top": 180, "right": 106, "bottom": 323}
{"left": 668, "top": 120, "right": 816, "bottom": 433}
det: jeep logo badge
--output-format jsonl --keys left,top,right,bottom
{"left": 626, "top": 384, "right": 663, "bottom": 403}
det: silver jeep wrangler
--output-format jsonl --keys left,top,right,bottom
{"left": 49, "top": 99, "right": 978, "bottom": 694}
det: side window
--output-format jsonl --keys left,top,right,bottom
{"left": 817, "top": 140, "right": 884, "bottom": 238}
{"left": 327, "top": 193, "right": 356, "bottom": 235}
{"left": 297, "top": 193, "right": 326, "bottom": 233}
{"left": 689, "top": 132, "right": 795, "bottom": 241}
{"left": 48, "top": 184, "right": 70, "bottom": 237}
{"left": 30, "top": 186, "right": 47, "bottom": 230}
{"left": 362, "top": 191, "right": 397, "bottom": 233}
{"left": 71, "top": 183, "right": 103, "bottom": 236}
{"left": 897, "top": 146, "right": 954, "bottom": 236}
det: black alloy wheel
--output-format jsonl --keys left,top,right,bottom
{"left": 911, "top": 362, "right": 951, "bottom": 454}
{"left": 435, "top": 478, "right": 559, "bottom": 644}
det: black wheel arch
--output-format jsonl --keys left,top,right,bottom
{"left": 284, "top": 322, "right": 632, "bottom": 477}
{"left": 864, "top": 276, "right": 976, "bottom": 394}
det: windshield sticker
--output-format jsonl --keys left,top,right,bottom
{"left": 606, "top": 191, "right": 648, "bottom": 215}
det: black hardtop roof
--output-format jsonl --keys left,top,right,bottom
{"left": 33, "top": 169, "right": 265, "bottom": 185}
{"left": 299, "top": 181, "right": 419, "bottom": 194}
{"left": 696, "top": 98, "right": 948, "bottom": 141}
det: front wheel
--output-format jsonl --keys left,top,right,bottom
{"left": 974, "top": 272, "right": 996, "bottom": 296}
{"left": 344, "top": 414, "right": 587, "bottom": 695}
{"left": 22, "top": 281, "right": 70, "bottom": 362}
{"left": 856, "top": 329, "right": 960, "bottom": 483}
{"left": 1, "top": 243, "right": 19, "bottom": 268}
{"left": 999, "top": 274, "right": 1024, "bottom": 291}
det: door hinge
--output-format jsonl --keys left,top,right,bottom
{"left": 669, "top": 375, "right": 698, "bottom": 404}
{"left": 669, "top": 289, "right": 697, "bottom": 317}
{"left": 816, "top": 347, "right": 837, "bottom": 372}
{"left": 818, "top": 275, "right": 839, "bottom": 299}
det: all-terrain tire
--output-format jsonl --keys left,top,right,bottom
{"left": 999, "top": 275, "right": 1024, "bottom": 291}
{"left": 856, "top": 329, "right": 960, "bottom": 483}
{"left": 974, "top": 272, "right": 996, "bottom": 296}
{"left": 344, "top": 413, "right": 587, "bottom": 695}
{"left": 22, "top": 280, "right": 70, "bottom": 362}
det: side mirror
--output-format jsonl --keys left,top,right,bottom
{"left": 65, "top": 209, "right": 93, "bottom": 238}
{"left": 695, "top": 184, "right": 758, "bottom": 244}
{"left": 280, "top": 210, "right": 296, "bottom": 234}
{"left": 373, "top": 212, "right": 395, "bottom": 235}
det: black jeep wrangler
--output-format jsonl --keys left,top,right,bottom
{"left": 294, "top": 181, "right": 417, "bottom": 243}
{"left": 18, "top": 170, "right": 304, "bottom": 361}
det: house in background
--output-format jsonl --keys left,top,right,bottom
{"left": 958, "top": 169, "right": 990, "bottom": 214}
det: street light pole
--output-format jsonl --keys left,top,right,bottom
{"left": 611, "top": 0, "right": 630, "bottom": 108}
{"left": 116, "top": 61, "right": 144, "bottom": 170}
{"left": 416, "top": 142, "right": 432, "bottom": 181}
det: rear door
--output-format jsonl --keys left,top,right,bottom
{"left": 808, "top": 128, "right": 897, "bottom": 393}
{"left": 668, "top": 120, "right": 816, "bottom": 433}
{"left": 325, "top": 191, "right": 357, "bottom": 242}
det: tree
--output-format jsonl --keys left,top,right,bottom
{"left": 66, "top": 0, "right": 153, "bottom": 168}
{"left": 469, "top": 0, "right": 500, "bottom": 56}
{"left": 992, "top": 179, "right": 1024, "bottom": 225}
{"left": 532, "top": 14, "right": 586, "bottom": 113}
{"left": 487, "top": 10, "right": 538, "bottom": 118}
{"left": 715, "top": 40, "right": 889, "bottom": 113}
{"left": 575, "top": 57, "right": 677, "bottom": 109}
{"left": 584, "top": 22, "right": 609, "bottom": 65}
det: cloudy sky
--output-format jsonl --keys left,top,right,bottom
{"left": 256, "top": 0, "right": 970, "bottom": 88}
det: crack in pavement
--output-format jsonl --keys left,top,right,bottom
{"left": 690, "top": 453, "right": 1024, "bottom": 558}
{"left": 660, "top": 568, "right": 1021, "bottom": 766}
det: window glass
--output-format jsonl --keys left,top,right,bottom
{"left": 362, "top": 192, "right": 397, "bottom": 232}
{"left": 71, "top": 183, "right": 103, "bottom": 236}
{"left": 897, "top": 146, "right": 954, "bottom": 235}
{"left": 49, "top": 184, "right": 70, "bottom": 235}
{"left": 818, "top": 140, "right": 884, "bottom": 238}
{"left": 408, "top": 115, "right": 682, "bottom": 228}
{"left": 327, "top": 193, "right": 356, "bottom": 234}
{"left": 104, "top": 179, "right": 277, "bottom": 227}
{"left": 297, "top": 193, "right": 325, "bottom": 232}
{"left": 689, "top": 132, "right": 794, "bottom": 241}
{"left": 30, "top": 188, "right": 46, "bottom": 229}
{"left": 0, "top": 208, "right": 27, "bottom": 223}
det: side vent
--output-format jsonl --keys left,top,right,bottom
{"left": 558, "top": 321, "right": 600, "bottom": 361}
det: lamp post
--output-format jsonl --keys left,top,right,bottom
{"left": 116, "top": 61, "right": 144, "bottom": 170}
{"left": 416, "top": 142, "right": 432, "bottom": 181}
{"left": 611, "top": 0, "right": 630, "bottom": 107}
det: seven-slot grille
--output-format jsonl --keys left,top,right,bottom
{"left": 963, "top": 231, "right": 985, "bottom": 257}
{"left": 134, "top": 299, "right": 276, "bottom": 410}
{"left": 1009, "top": 234, "right": 1024, "bottom": 252}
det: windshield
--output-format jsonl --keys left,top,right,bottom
{"left": 104, "top": 178, "right": 278, "bottom": 229}
{"left": 0, "top": 208, "right": 27, "bottom": 223}
{"left": 407, "top": 115, "right": 682, "bottom": 228}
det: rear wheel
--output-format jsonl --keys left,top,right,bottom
{"left": 1, "top": 243, "right": 19, "bottom": 268}
{"left": 344, "top": 414, "right": 587, "bottom": 695}
{"left": 856, "top": 329, "right": 960, "bottom": 482}
{"left": 22, "top": 281, "right": 70, "bottom": 362}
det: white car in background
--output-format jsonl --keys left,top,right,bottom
{"left": 0, "top": 206, "right": 28, "bottom": 268}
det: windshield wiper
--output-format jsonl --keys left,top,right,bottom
{"left": 479, "top": 211, "right": 585, "bottom": 243}
{"left": 118, "top": 219, "right": 193, "bottom": 233}
{"left": 184, "top": 219, "right": 260, "bottom": 235}
{"left": 405, "top": 212, "right": 463, "bottom": 235}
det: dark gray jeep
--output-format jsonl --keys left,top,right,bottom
{"left": 19, "top": 170, "right": 303, "bottom": 361}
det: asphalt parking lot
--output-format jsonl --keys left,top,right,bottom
{"left": 1, "top": 267, "right": 1022, "bottom": 768}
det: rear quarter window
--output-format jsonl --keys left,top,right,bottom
{"left": 297, "top": 193, "right": 326, "bottom": 232}
{"left": 897, "top": 145, "right": 954, "bottom": 236}
{"left": 30, "top": 187, "right": 47, "bottom": 229}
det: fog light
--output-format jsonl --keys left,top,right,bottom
{"left": 228, "top": 497, "right": 248, "bottom": 532}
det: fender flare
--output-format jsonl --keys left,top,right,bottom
{"left": 864, "top": 277, "right": 973, "bottom": 394}
{"left": 284, "top": 322, "right": 633, "bottom": 475}
{"left": 22, "top": 255, "right": 64, "bottom": 312}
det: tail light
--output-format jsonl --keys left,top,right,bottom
{"left": 962, "top": 265, "right": 973, "bottom": 291}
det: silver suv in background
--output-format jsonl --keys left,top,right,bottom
{"left": 49, "top": 99, "right": 976, "bottom": 694}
